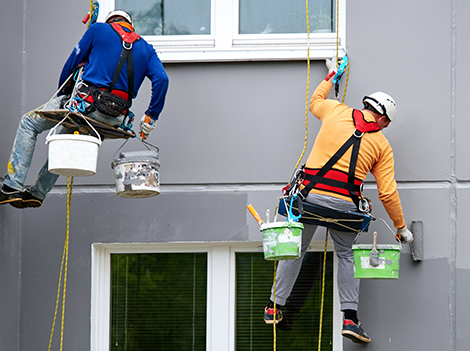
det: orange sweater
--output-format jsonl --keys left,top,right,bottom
{"left": 306, "top": 80, "right": 405, "bottom": 228}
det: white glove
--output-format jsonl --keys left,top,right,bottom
{"left": 396, "top": 226, "right": 413, "bottom": 244}
{"left": 325, "top": 56, "right": 338, "bottom": 73}
{"left": 139, "top": 115, "right": 157, "bottom": 139}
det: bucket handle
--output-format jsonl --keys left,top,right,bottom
{"left": 112, "top": 137, "right": 159, "bottom": 160}
{"left": 45, "top": 111, "right": 102, "bottom": 143}
{"left": 373, "top": 217, "right": 403, "bottom": 249}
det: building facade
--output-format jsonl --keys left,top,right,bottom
{"left": 1, "top": 1, "right": 469, "bottom": 350}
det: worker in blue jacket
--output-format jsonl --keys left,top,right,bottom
{"left": 0, "top": 10, "right": 169, "bottom": 209}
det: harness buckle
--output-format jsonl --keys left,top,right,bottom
{"left": 353, "top": 129, "right": 364, "bottom": 138}
{"left": 123, "top": 41, "right": 132, "bottom": 50}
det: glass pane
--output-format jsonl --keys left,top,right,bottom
{"left": 116, "top": 0, "right": 211, "bottom": 35}
{"left": 110, "top": 253, "right": 207, "bottom": 351}
{"left": 236, "top": 252, "right": 333, "bottom": 350}
{"left": 239, "top": 0, "right": 334, "bottom": 34}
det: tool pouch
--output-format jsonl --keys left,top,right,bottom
{"left": 89, "top": 85, "right": 131, "bottom": 117}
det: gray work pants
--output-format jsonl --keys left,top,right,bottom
{"left": 270, "top": 193, "right": 360, "bottom": 311}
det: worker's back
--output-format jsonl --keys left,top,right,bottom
{"left": 306, "top": 80, "right": 394, "bottom": 204}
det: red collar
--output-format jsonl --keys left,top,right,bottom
{"left": 352, "top": 109, "right": 380, "bottom": 133}
{"left": 110, "top": 22, "right": 140, "bottom": 44}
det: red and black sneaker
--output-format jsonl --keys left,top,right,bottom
{"left": 263, "top": 306, "right": 283, "bottom": 324}
{"left": 341, "top": 319, "right": 371, "bottom": 343}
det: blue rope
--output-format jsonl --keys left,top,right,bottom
{"left": 90, "top": 2, "right": 99, "bottom": 26}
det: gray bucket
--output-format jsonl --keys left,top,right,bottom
{"left": 111, "top": 148, "right": 160, "bottom": 198}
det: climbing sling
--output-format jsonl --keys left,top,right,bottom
{"left": 280, "top": 110, "right": 379, "bottom": 233}
{"left": 86, "top": 22, "right": 140, "bottom": 117}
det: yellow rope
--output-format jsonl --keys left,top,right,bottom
{"left": 48, "top": 176, "right": 74, "bottom": 351}
{"left": 273, "top": 260, "right": 277, "bottom": 350}
{"left": 274, "top": 1, "right": 345, "bottom": 349}
{"left": 341, "top": 61, "right": 350, "bottom": 104}
{"left": 336, "top": 0, "right": 339, "bottom": 68}
{"left": 88, "top": 0, "right": 93, "bottom": 28}
{"left": 334, "top": 0, "right": 349, "bottom": 103}
{"left": 291, "top": 0, "right": 311, "bottom": 179}
{"left": 316, "top": 1, "right": 341, "bottom": 349}
{"left": 317, "top": 229, "right": 329, "bottom": 351}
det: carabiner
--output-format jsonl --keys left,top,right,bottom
{"left": 287, "top": 195, "right": 302, "bottom": 222}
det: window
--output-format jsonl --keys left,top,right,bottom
{"left": 110, "top": 253, "right": 207, "bottom": 350}
{"left": 236, "top": 252, "right": 334, "bottom": 350}
{"left": 115, "top": 0, "right": 211, "bottom": 36}
{"left": 91, "top": 242, "right": 342, "bottom": 351}
{"left": 99, "top": 0, "right": 345, "bottom": 62}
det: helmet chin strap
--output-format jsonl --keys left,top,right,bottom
{"left": 363, "top": 96, "right": 388, "bottom": 119}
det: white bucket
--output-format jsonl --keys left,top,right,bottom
{"left": 111, "top": 149, "right": 160, "bottom": 198}
{"left": 46, "top": 134, "right": 101, "bottom": 177}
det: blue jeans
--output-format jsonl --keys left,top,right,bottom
{"left": 3, "top": 95, "right": 125, "bottom": 200}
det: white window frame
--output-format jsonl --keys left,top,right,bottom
{"left": 98, "top": 0, "right": 346, "bottom": 62}
{"left": 91, "top": 241, "right": 342, "bottom": 351}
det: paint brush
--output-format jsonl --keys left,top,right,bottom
{"left": 247, "top": 204, "right": 264, "bottom": 226}
{"left": 369, "top": 231, "right": 380, "bottom": 267}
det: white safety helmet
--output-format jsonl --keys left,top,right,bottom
{"left": 105, "top": 10, "right": 133, "bottom": 26}
{"left": 363, "top": 92, "right": 397, "bottom": 122}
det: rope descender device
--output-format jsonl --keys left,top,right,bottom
{"left": 334, "top": 55, "right": 348, "bottom": 101}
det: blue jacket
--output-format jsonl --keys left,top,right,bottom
{"left": 59, "top": 22, "right": 169, "bottom": 120}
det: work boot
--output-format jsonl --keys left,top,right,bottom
{"left": 9, "top": 189, "right": 43, "bottom": 209}
{"left": 263, "top": 305, "right": 283, "bottom": 324}
{"left": 341, "top": 319, "right": 371, "bottom": 343}
{"left": 0, "top": 185, "right": 23, "bottom": 206}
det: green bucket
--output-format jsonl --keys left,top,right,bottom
{"left": 352, "top": 244, "right": 402, "bottom": 279}
{"left": 261, "top": 222, "right": 304, "bottom": 261}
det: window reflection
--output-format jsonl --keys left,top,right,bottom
{"left": 116, "top": 0, "right": 211, "bottom": 35}
{"left": 239, "top": 0, "right": 334, "bottom": 34}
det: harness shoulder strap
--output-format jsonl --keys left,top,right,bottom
{"left": 301, "top": 109, "right": 380, "bottom": 205}
{"left": 301, "top": 133, "right": 362, "bottom": 199}
{"left": 295, "top": 109, "right": 383, "bottom": 212}
{"left": 107, "top": 23, "right": 141, "bottom": 102}
{"left": 315, "top": 133, "right": 360, "bottom": 178}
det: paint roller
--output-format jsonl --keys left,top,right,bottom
{"left": 247, "top": 204, "right": 264, "bottom": 226}
{"left": 410, "top": 220, "right": 423, "bottom": 262}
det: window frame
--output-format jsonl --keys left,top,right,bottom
{"left": 91, "top": 241, "right": 342, "bottom": 351}
{"left": 99, "top": 0, "right": 346, "bottom": 62}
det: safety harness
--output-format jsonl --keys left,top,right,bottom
{"left": 83, "top": 22, "right": 140, "bottom": 116}
{"left": 108, "top": 22, "right": 140, "bottom": 104}
{"left": 280, "top": 109, "right": 379, "bottom": 232}
{"left": 300, "top": 109, "right": 380, "bottom": 209}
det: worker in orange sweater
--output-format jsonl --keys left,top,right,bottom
{"left": 264, "top": 58, "right": 413, "bottom": 344}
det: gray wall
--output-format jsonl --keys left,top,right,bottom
{"left": 1, "top": 0, "right": 469, "bottom": 350}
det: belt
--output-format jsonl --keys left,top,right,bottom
{"left": 83, "top": 86, "right": 129, "bottom": 103}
